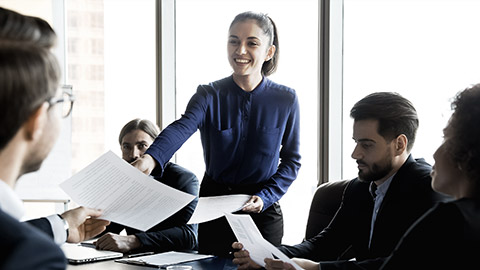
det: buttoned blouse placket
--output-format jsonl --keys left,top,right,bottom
{"left": 235, "top": 91, "right": 252, "bottom": 182}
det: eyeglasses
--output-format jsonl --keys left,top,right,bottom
{"left": 48, "top": 85, "right": 75, "bottom": 118}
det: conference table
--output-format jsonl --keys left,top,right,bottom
{"left": 67, "top": 255, "right": 238, "bottom": 269}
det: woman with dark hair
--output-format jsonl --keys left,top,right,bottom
{"left": 379, "top": 84, "right": 480, "bottom": 270}
{"left": 132, "top": 11, "right": 301, "bottom": 256}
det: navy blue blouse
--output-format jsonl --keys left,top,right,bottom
{"left": 146, "top": 75, "right": 301, "bottom": 209}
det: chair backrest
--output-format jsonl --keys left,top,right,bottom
{"left": 305, "top": 179, "right": 351, "bottom": 240}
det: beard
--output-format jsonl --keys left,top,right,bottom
{"left": 357, "top": 150, "right": 394, "bottom": 182}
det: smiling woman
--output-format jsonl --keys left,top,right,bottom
{"left": 130, "top": 11, "right": 302, "bottom": 257}
{"left": 174, "top": 0, "right": 319, "bottom": 246}
{"left": 227, "top": 13, "right": 278, "bottom": 88}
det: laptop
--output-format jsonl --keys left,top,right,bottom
{"left": 61, "top": 243, "right": 123, "bottom": 265}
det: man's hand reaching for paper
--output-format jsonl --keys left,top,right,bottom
{"left": 61, "top": 206, "right": 110, "bottom": 243}
{"left": 232, "top": 242, "right": 262, "bottom": 269}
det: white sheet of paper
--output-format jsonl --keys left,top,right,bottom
{"left": 225, "top": 213, "right": 302, "bottom": 270}
{"left": 59, "top": 151, "right": 195, "bottom": 231}
{"left": 225, "top": 213, "right": 273, "bottom": 267}
{"left": 187, "top": 194, "right": 251, "bottom": 224}
{"left": 116, "top": 251, "right": 213, "bottom": 267}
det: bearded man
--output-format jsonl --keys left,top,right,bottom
{"left": 232, "top": 92, "right": 449, "bottom": 270}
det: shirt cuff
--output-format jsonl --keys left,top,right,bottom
{"left": 46, "top": 214, "right": 68, "bottom": 244}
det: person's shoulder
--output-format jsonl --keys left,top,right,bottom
{"left": 398, "top": 155, "right": 432, "bottom": 181}
{"left": 412, "top": 157, "right": 432, "bottom": 171}
{"left": 342, "top": 178, "right": 370, "bottom": 200}
{"left": 264, "top": 78, "right": 297, "bottom": 96}
{"left": 0, "top": 210, "right": 66, "bottom": 269}
{"left": 393, "top": 156, "right": 439, "bottom": 197}
{"left": 414, "top": 201, "right": 463, "bottom": 230}
{"left": 453, "top": 199, "right": 480, "bottom": 227}
{"left": 199, "top": 76, "right": 232, "bottom": 91}
{"left": 345, "top": 178, "right": 368, "bottom": 190}
{"left": 193, "top": 76, "right": 234, "bottom": 99}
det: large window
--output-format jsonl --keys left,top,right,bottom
{"left": 4, "top": 0, "right": 157, "bottom": 219}
{"left": 174, "top": 0, "right": 319, "bottom": 244}
{"left": 66, "top": 0, "right": 156, "bottom": 172}
{"left": 341, "top": 0, "right": 480, "bottom": 179}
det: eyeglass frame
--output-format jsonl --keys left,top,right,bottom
{"left": 47, "top": 85, "right": 75, "bottom": 118}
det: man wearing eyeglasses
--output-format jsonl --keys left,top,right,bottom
{"left": 0, "top": 43, "right": 110, "bottom": 269}
{"left": 48, "top": 85, "right": 75, "bottom": 119}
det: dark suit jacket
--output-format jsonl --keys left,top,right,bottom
{"left": 0, "top": 209, "right": 66, "bottom": 270}
{"left": 279, "top": 155, "right": 448, "bottom": 270}
{"left": 25, "top": 217, "right": 54, "bottom": 238}
{"left": 380, "top": 198, "right": 480, "bottom": 270}
{"left": 102, "top": 162, "right": 199, "bottom": 253}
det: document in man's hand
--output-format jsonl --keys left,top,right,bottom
{"left": 225, "top": 213, "right": 303, "bottom": 270}
{"left": 59, "top": 150, "right": 195, "bottom": 231}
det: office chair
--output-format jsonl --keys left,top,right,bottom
{"left": 305, "top": 179, "right": 350, "bottom": 240}
{"left": 304, "top": 179, "right": 355, "bottom": 260}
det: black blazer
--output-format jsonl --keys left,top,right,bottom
{"left": 279, "top": 155, "right": 448, "bottom": 269}
{"left": 0, "top": 209, "right": 66, "bottom": 270}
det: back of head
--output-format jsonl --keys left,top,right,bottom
{"left": 0, "top": 43, "right": 61, "bottom": 150}
{"left": 350, "top": 92, "right": 419, "bottom": 152}
{"left": 230, "top": 11, "right": 279, "bottom": 76}
{"left": 444, "top": 84, "right": 480, "bottom": 182}
{"left": 0, "top": 7, "right": 57, "bottom": 48}
{"left": 118, "top": 118, "right": 160, "bottom": 145}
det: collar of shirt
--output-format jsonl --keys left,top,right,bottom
{"left": 374, "top": 173, "right": 396, "bottom": 200}
{"left": 230, "top": 75, "right": 268, "bottom": 96}
{"left": 0, "top": 180, "right": 25, "bottom": 220}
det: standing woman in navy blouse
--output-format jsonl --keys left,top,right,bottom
{"left": 133, "top": 11, "right": 301, "bottom": 256}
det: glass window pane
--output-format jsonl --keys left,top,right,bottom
{"left": 176, "top": 0, "right": 319, "bottom": 244}
{"left": 342, "top": 0, "right": 480, "bottom": 178}
{"left": 66, "top": 0, "right": 156, "bottom": 172}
